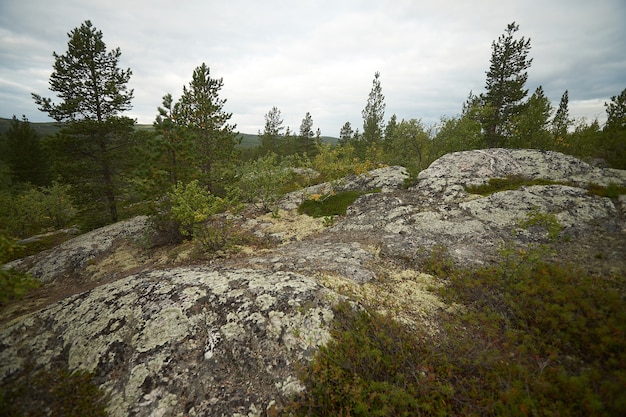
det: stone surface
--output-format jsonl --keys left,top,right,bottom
{"left": 2, "top": 148, "right": 625, "bottom": 416}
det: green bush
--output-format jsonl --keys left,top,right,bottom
{"left": 0, "top": 182, "right": 76, "bottom": 238}
{"left": 0, "top": 234, "right": 40, "bottom": 304}
{"left": 234, "top": 152, "right": 294, "bottom": 213}
{"left": 290, "top": 302, "right": 453, "bottom": 416}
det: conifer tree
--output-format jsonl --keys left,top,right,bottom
{"left": 299, "top": 112, "right": 316, "bottom": 155}
{"left": 480, "top": 22, "right": 532, "bottom": 147}
{"left": 259, "top": 106, "right": 284, "bottom": 155}
{"left": 32, "top": 20, "right": 135, "bottom": 223}
{"left": 176, "top": 63, "right": 239, "bottom": 193}
{"left": 3, "top": 116, "right": 50, "bottom": 186}
{"left": 552, "top": 90, "right": 572, "bottom": 142}
{"left": 362, "top": 72, "right": 386, "bottom": 147}
{"left": 339, "top": 121, "right": 354, "bottom": 146}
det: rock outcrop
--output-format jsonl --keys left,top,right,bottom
{"left": 2, "top": 148, "right": 625, "bottom": 416}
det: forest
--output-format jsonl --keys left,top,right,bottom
{"left": 0, "top": 19, "right": 624, "bottom": 246}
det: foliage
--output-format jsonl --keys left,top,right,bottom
{"left": 361, "top": 71, "right": 386, "bottom": 151}
{"left": 480, "top": 22, "right": 533, "bottom": 147}
{"left": 174, "top": 63, "right": 240, "bottom": 193}
{"left": 1, "top": 115, "right": 50, "bottom": 186}
{"left": 235, "top": 152, "right": 294, "bottom": 213}
{"left": 465, "top": 175, "right": 560, "bottom": 195}
{"left": 32, "top": 20, "right": 135, "bottom": 223}
{"left": 509, "top": 86, "right": 553, "bottom": 149}
{"left": 165, "top": 180, "right": 228, "bottom": 238}
{"left": 292, "top": 226, "right": 626, "bottom": 416}
{"left": 382, "top": 118, "right": 433, "bottom": 174}
{"left": 291, "top": 301, "right": 452, "bottom": 416}
{"left": 0, "top": 234, "right": 40, "bottom": 304}
{"left": 312, "top": 143, "right": 379, "bottom": 182}
{"left": 298, "top": 111, "right": 319, "bottom": 156}
{"left": 259, "top": 106, "right": 285, "bottom": 156}
{"left": 0, "top": 182, "right": 76, "bottom": 238}
{"left": 0, "top": 365, "right": 109, "bottom": 416}
{"left": 298, "top": 190, "right": 377, "bottom": 218}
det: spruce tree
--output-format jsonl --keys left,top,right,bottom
{"left": 480, "top": 22, "right": 532, "bottom": 148}
{"left": 299, "top": 112, "right": 316, "bottom": 156}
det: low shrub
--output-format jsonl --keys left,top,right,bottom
{"left": 0, "top": 234, "right": 40, "bottom": 304}
{"left": 0, "top": 366, "right": 109, "bottom": 416}
{"left": 292, "top": 240, "right": 626, "bottom": 415}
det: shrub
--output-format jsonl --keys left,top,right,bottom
{"left": 0, "top": 182, "right": 76, "bottom": 238}
{"left": 0, "top": 366, "right": 109, "bottom": 416}
{"left": 235, "top": 152, "right": 294, "bottom": 213}
{"left": 0, "top": 234, "right": 40, "bottom": 304}
{"left": 290, "top": 302, "right": 453, "bottom": 416}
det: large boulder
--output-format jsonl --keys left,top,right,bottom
{"left": 1, "top": 266, "right": 337, "bottom": 416}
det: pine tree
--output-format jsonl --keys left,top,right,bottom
{"left": 259, "top": 106, "right": 284, "bottom": 155}
{"left": 510, "top": 86, "right": 553, "bottom": 149}
{"left": 3, "top": 116, "right": 50, "bottom": 186}
{"left": 552, "top": 90, "right": 572, "bottom": 143}
{"left": 480, "top": 22, "right": 532, "bottom": 148}
{"left": 176, "top": 63, "right": 239, "bottom": 193}
{"left": 299, "top": 112, "right": 316, "bottom": 155}
{"left": 339, "top": 121, "right": 354, "bottom": 146}
{"left": 362, "top": 72, "right": 386, "bottom": 147}
{"left": 32, "top": 20, "right": 135, "bottom": 223}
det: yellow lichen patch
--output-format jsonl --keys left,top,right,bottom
{"left": 317, "top": 268, "right": 452, "bottom": 334}
{"left": 259, "top": 209, "right": 326, "bottom": 242}
{"left": 84, "top": 243, "right": 145, "bottom": 282}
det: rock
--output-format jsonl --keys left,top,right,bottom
{"left": 278, "top": 165, "right": 408, "bottom": 210}
{"left": 6, "top": 216, "right": 149, "bottom": 283}
{"left": 0, "top": 266, "right": 337, "bottom": 417}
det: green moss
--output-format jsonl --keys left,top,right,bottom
{"left": 298, "top": 189, "right": 379, "bottom": 218}
{"left": 465, "top": 175, "right": 561, "bottom": 195}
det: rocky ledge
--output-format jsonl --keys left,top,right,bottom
{"left": 1, "top": 148, "right": 625, "bottom": 416}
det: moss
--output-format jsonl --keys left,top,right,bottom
{"left": 465, "top": 175, "right": 562, "bottom": 195}
{"left": 297, "top": 189, "right": 380, "bottom": 218}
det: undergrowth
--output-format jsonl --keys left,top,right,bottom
{"left": 465, "top": 174, "right": 626, "bottom": 200}
{"left": 290, "top": 229, "right": 626, "bottom": 415}
{"left": 0, "top": 365, "right": 109, "bottom": 416}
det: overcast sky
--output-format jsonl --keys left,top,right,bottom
{"left": 1, "top": 0, "right": 624, "bottom": 136}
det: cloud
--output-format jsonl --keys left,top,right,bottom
{"left": 0, "top": 0, "right": 624, "bottom": 135}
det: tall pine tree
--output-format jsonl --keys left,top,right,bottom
{"left": 480, "top": 22, "right": 532, "bottom": 148}
{"left": 32, "top": 20, "right": 135, "bottom": 224}
{"left": 362, "top": 72, "right": 386, "bottom": 148}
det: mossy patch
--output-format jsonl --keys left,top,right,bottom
{"left": 297, "top": 189, "right": 380, "bottom": 218}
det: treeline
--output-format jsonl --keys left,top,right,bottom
{"left": 0, "top": 20, "right": 624, "bottom": 239}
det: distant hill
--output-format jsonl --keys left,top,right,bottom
{"left": 0, "top": 118, "right": 338, "bottom": 148}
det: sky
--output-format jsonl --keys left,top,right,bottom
{"left": 1, "top": 0, "right": 624, "bottom": 136}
